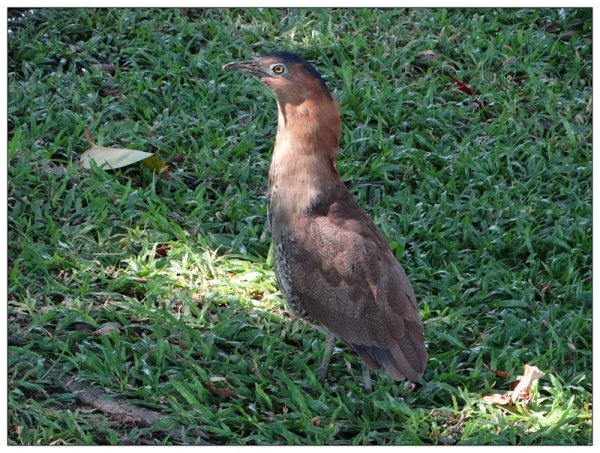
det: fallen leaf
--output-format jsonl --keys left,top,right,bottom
{"left": 202, "top": 382, "right": 238, "bottom": 398}
{"left": 449, "top": 76, "right": 474, "bottom": 96}
{"left": 92, "top": 323, "right": 120, "bottom": 336}
{"left": 483, "top": 364, "right": 545, "bottom": 407}
{"left": 483, "top": 363, "right": 508, "bottom": 379}
{"left": 155, "top": 245, "right": 170, "bottom": 258}
{"left": 73, "top": 322, "right": 94, "bottom": 332}
{"left": 100, "top": 88, "right": 120, "bottom": 97}
{"left": 171, "top": 153, "right": 185, "bottom": 164}
{"left": 511, "top": 364, "right": 544, "bottom": 403}
{"left": 79, "top": 129, "right": 154, "bottom": 170}
{"left": 417, "top": 50, "right": 438, "bottom": 63}
{"left": 483, "top": 393, "right": 512, "bottom": 405}
{"left": 545, "top": 22, "right": 562, "bottom": 33}
{"left": 209, "top": 375, "right": 227, "bottom": 383}
{"left": 91, "top": 63, "right": 117, "bottom": 74}
{"left": 141, "top": 154, "right": 169, "bottom": 175}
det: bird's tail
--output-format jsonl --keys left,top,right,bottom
{"left": 352, "top": 337, "right": 426, "bottom": 383}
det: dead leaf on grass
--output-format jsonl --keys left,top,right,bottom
{"left": 586, "top": 96, "right": 592, "bottom": 113}
{"left": 483, "top": 393, "right": 512, "bottom": 405}
{"left": 154, "top": 245, "right": 170, "bottom": 258}
{"left": 141, "top": 154, "right": 169, "bottom": 176}
{"left": 483, "top": 362, "right": 508, "bottom": 379}
{"left": 171, "top": 152, "right": 185, "bottom": 164}
{"left": 90, "top": 63, "right": 117, "bottom": 74}
{"left": 79, "top": 129, "right": 154, "bottom": 170}
{"left": 417, "top": 50, "right": 438, "bottom": 63}
{"left": 544, "top": 22, "right": 562, "bottom": 33}
{"left": 92, "top": 323, "right": 120, "bottom": 336}
{"left": 209, "top": 375, "right": 227, "bottom": 383}
{"left": 449, "top": 76, "right": 474, "bottom": 96}
{"left": 511, "top": 364, "right": 545, "bottom": 403}
{"left": 100, "top": 88, "right": 120, "bottom": 97}
{"left": 202, "top": 382, "right": 238, "bottom": 398}
{"left": 482, "top": 364, "right": 545, "bottom": 407}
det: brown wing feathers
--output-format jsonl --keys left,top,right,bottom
{"left": 287, "top": 192, "right": 427, "bottom": 381}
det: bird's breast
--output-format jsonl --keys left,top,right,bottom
{"left": 272, "top": 231, "right": 325, "bottom": 329}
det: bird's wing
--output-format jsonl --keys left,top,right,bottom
{"left": 281, "top": 194, "right": 427, "bottom": 381}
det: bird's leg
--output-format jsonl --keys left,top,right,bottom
{"left": 362, "top": 362, "right": 372, "bottom": 393}
{"left": 317, "top": 332, "right": 335, "bottom": 383}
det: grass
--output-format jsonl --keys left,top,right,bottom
{"left": 7, "top": 7, "right": 592, "bottom": 445}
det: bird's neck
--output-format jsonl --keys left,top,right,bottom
{"left": 275, "top": 95, "right": 341, "bottom": 157}
{"left": 268, "top": 96, "right": 343, "bottom": 229}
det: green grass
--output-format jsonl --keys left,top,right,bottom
{"left": 7, "top": 7, "right": 592, "bottom": 445}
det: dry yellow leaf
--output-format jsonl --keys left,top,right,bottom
{"left": 483, "top": 393, "right": 512, "bottom": 405}
{"left": 79, "top": 129, "right": 153, "bottom": 170}
{"left": 511, "top": 364, "right": 545, "bottom": 403}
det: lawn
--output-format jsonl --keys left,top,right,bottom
{"left": 7, "top": 7, "right": 592, "bottom": 445}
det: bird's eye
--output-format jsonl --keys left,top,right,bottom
{"left": 272, "top": 64, "right": 286, "bottom": 75}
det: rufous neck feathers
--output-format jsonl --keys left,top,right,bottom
{"left": 274, "top": 93, "right": 341, "bottom": 160}
{"left": 268, "top": 90, "right": 343, "bottom": 229}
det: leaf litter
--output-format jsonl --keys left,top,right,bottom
{"left": 483, "top": 364, "right": 545, "bottom": 408}
{"left": 79, "top": 129, "right": 168, "bottom": 174}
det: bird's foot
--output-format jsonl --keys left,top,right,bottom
{"left": 317, "top": 332, "right": 336, "bottom": 386}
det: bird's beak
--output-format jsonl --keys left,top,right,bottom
{"left": 222, "top": 60, "right": 268, "bottom": 78}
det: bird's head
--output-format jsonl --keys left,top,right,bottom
{"left": 223, "top": 51, "right": 332, "bottom": 106}
{"left": 224, "top": 51, "right": 341, "bottom": 157}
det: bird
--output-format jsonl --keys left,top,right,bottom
{"left": 223, "top": 51, "right": 427, "bottom": 392}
